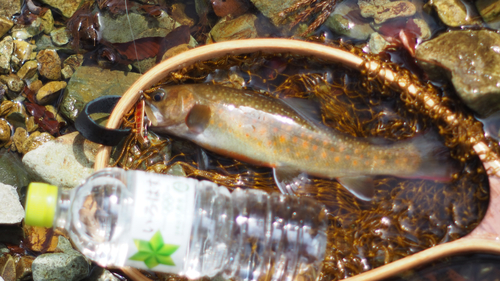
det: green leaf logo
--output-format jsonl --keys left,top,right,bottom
{"left": 129, "top": 231, "right": 179, "bottom": 268}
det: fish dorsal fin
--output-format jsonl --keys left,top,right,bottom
{"left": 186, "top": 104, "right": 211, "bottom": 134}
{"left": 280, "top": 97, "right": 328, "bottom": 130}
{"left": 337, "top": 176, "right": 375, "bottom": 201}
{"left": 273, "top": 167, "right": 311, "bottom": 195}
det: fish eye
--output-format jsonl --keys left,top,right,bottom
{"left": 152, "top": 89, "right": 166, "bottom": 102}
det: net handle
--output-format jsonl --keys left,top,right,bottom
{"left": 91, "top": 38, "right": 499, "bottom": 281}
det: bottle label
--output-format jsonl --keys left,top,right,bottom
{"left": 125, "top": 171, "right": 196, "bottom": 273}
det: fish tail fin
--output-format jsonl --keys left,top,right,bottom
{"left": 409, "top": 131, "right": 460, "bottom": 181}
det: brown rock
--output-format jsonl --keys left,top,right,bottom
{"left": 432, "top": 0, "right": 481, "bottom": 27}
{"left": 359, "top": 0, "right": 416, "bottom": 24}
{"left": 16, "top": 60, "right": 38, "bottom": 80}
{"left": 477, "top": 0, "right": 500, "bottom": 29}
{"left": 45, "top": 105, "right": 67, "bottom": 125}
{"left": 0, "top": 74, "right": 24, "bottom": 93}
{"left": 12, "top": 40, "right": 34, "bottom": 67}
{"left": 23, "top": 225, "right": 59, "bottom": 252}
{"left": 161, "top": 43, "right": 192, "bottom": 60}
{"left": 15, "top": 256, "right": 34, "bottom": 280}
{"left": 212, "top": 0, "right": 250, "bottom": 18}
{"left": 22, "top": 131, "right": 55, "bottom": 153}
{"left": 207, "top": 14, "right": 258, "bottom": 43}
{"left": 0, "top": 16, "right": 13, "bottom": 38}
{"left": 0, "top": 119, "right": 11, "bottom": 144}
{"left": 36, "top": 49, "right": 61, "bottom": 80}
{"left": 39, "top": 0, "right": 83, "bottom": 18}
{"left": 12, "top": 127, "right": 28, "bottom": 154}
{"left": 41, "top": 9, "right": 54, "bottom": 34}
{"left": 171, "top": 3, "right": 195, "bottom": 26}
{"left": 0, "top": 254, "right": 15, "bottom": 281}
{"left": 28, "top": 79, "right": 43, "bottom": 93}
{"left": 0, "top": 0, "right": 21, "bottom": 19}
{"left": 26, "top": 116, "right": 39, "bottom": 133}
{"left": 36, "top": 81, "right": 67, "bottom": 105}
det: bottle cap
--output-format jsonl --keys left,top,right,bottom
{"left": 25, "top": 183, "right": 58, "bottom": 227}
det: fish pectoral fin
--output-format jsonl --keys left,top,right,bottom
{"left": 273, "top": 167, "right": 311, "bottom": 195}
{"left": 186, "top": 104, "right": 211, "bottom": 134}
{"left": 337, "top": 176, "right": 375, "bottom": 201}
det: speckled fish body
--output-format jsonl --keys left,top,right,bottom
{"left": 144, "top": 84, "right": 455, "bottom": 196}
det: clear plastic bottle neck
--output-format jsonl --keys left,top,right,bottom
{"left": 54, "top": 188, "right": 77, "bottom": 230}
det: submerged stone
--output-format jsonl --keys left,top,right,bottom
{"left": 36, "top": 81, "right": 67, "bottom": 105}
{"left": 60, "top": 66, "right": 141, "bottom": 121}
{"left": 324, "top": 0, "right": 375, "bottom": 41}
{"left": 432, "top": 0, "right": 480, "bottom": 27}
{"left": 416, "top": 29, "right": 500, "bottom": 116}
{"left": 39, "top": 0, "right": 83, "bottom": 18}
{"left": 0, "top": 36, "right": 13, "bottom": 74}
{"left": 36, "top": 49, "right": 62, "bottom": 80}
{"left": 250, "top": 0, "right": 304, "bottom": 27}
{"left": 359, "top": 0, "right": 416, "bottom": 24}
{"left": 0, "top": 0, "right": 21, "bottom": 20}
{"left": 0, "top": 17, "right": 13, "bottom": 38}
{"left": 17, "top": 60, "right": 38, "bottom": 80}
{"left": 477, "top": 0, "right": 500, "bottom": 29}
{"left": 207, "top": 14, "right": 258, "bottom": 43}
{"left": 99, "top": 10, "right": 182, "bottom": 44}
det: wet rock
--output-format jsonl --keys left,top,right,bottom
{"left": 0, "top": 36, "right": 13, "bottom": 74}
{"left": 41, "top": 9, "right": 54, "bottom": 34}
{"left": 369, "top": 32, "right": 391, "bottom": 54}
{"left": 23, "top": 225, "right": 59, "bottom": 252}
{"left": 207, "top": 14, "right": 258, "bottom": 43}
{"left": 324, "top": 1, "right": 375, "bottom": 41}
{"left": 416, "top": 29, "right": 500, "bottom": 116}
{"left": 26, "top": 116, "right": 39, "bottom": 133}
{"left": 12, "top": 128, "right": 28, "bottom": 154}
{"left": 17, "top": 60, "right": 38, "bottom": 80}
{"left": 431, "top": 0, "right": 480, "bottom": 27}
{"left": 32, "top": 236, "right": 89, "bottom": 281}
{"left": 0, "top": 17, "right": 13, "bottom": 38}
{"left": 39, "top": 0, "right": 83, "bottom": 18}
{"left": 413, "top": 18, "right": 432, "bottom": 40}
{"left": 250, "top": 0, "right": 303, "bottom": 27}
{"left": 170, "top": 3, "right": 195, "bottom": 26}
{"left": 99, "top": 10, "right": 183, "bottom": 43}
{"left": 12, "top": 40, "right": 34, "bottom": 69}
{"left": 0, "top": 183, "right": 24, "bottom": 224}
{"left": 22, "top": 131, "right": 55, "bottom": 154}
{"left": 45, "top": 105, "right": 66, "bottom": 125}
{"left": 60, "top": 66, "right": 141, "bottom": 121}
{"left": 50, "top": 27, "right": 70, "bottom": 46}
{"left": 359, "top": 0, "right": 416, "bottom": 24}
{"left": 36, "top": 81, "right": 67, "bottom": 105}
{"left": 0, "top": 119, "right": 10, "bottom": 145}
{"left": 82, "top": 267, "right": 120, "bottom": 281}
{"left": 36, "top": 49, "right": 61, "bottom": 80}
{"left": 15, "top": 256, "right": 34, "bottom": 280}
{"left": 0, "top": 254, "right": 15, "bottom": 281}
{"left": 5, "top": 102, "right": 27, "bottom": 129}
{"left": 11, "top": 17, "right": 43, "bottom": 40}
{"left": 63, "top": 54, "right": 84, "bottom": 70}
{"left": 35, "top": 34, "right": 73, "bottom": 52}
{"left": 28, "top": 79, "right": 43, "bottom": 94}
{"left": 477, "top": 0, "right": 500, "bottom": 29}
{"left": 0, "top": 149, "right": 32, "bottom": 189}
{"left": 212, "top": 0, "right": 250, "bottom": 18}
{"left": 0, "top": 0, "right": 21, "bottom": 19}
{"left": 0, "top": 75, "right": 24, "bottom": 93}
{"left": 161, "top": 43, "right": 192, "bottom": 60}
{"left": 22, "top": 132, "right": 103, "bottom": 188}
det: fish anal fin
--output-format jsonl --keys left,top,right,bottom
{"left": 186, "top": 104, "right": 211, "bottom": 134}
{"left": 273, "top": 167, "right": 311, "bottom": 195}
{"left": 337, "top": 176, "right": 375, "bottom": 201}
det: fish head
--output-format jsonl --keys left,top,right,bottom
{"left": 144, "top": 86, "right": 197, "bottom": 128}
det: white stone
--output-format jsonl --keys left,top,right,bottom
{"left": 0, "top": 183, "right": 24, "bottom": 224}
{"left": 22, "top": 132, "right": 101, "bottom": 189}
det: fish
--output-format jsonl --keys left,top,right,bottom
{"left": 144, "top": 84, "right": 458, "bottom": 200}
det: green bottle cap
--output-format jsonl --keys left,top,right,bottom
{"left": 25, "top": 183, "right": 58, "bottom": 227}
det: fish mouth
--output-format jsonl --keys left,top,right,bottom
{"left": 144, "top": 99, "right": 163, "bottom": 127}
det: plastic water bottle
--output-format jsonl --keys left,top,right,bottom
{"left": 25, "top": 167, "right": 328, "bottom": 281}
